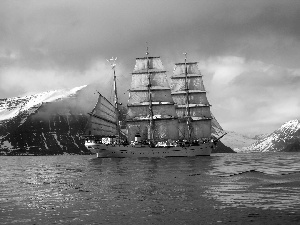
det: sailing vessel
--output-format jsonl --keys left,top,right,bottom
{"left": 84, "top": 51, "right": 224, "bottom": 158}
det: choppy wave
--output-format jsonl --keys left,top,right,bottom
{"left": 0, "top": 153, "right": 300, "bottom": 224}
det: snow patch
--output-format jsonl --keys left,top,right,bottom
{"left": 53, "top": 134, "right": 63, "bottom": 149}
{"left": 0, "top": 85, "right": 87, "bottom": 122}
{"left": 72, "top": 136, "right": 79, "bottom": 148}
{"left": 41, "top": 133, "right": 49, "bottom": 150}
{"left": 243, "top": 119, "right": 300, "bottom": 152}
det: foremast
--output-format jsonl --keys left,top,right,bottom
{"left": 107, "top": 57, "right": 121, "bottom": 142}
{"left": 126, "top": 50, "right": 178, "bottom": 143}
{"left": 171, "top": 53, "right": 212, "bottom": 142}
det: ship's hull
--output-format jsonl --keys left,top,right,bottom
{"left": 85, "top": 142, "right": 214, "bottom": 158}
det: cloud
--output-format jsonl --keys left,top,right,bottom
{"left": 203, "top": 56, "right": 246, "bottom": 87}
{"left": 1, "top": 0, "right": 300, "bottom": 70}
{"left": 200, "top": 56, "right": 300, "bottom": 134}
{"left": 0, "top": 60, "right": 117, "bottom": 98}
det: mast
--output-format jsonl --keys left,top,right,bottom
{"left": 107, "top": 57, "right": 120, "bottom": 143}
{"left": 184, "top": 53, "right": 192, "bottom": 142}
{"left": 146, "top": 47, "right": 154, "bottom": 142}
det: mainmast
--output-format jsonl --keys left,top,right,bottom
{"left": 107, "top": 57, "right": 120, "bottom": 142}
{"left": 126, "top": 52, "right": 178, "bottom": 143}
{"left": 184, "top": 53, "right": 192, "bottom": 141}
{"left": 146, "top": 47, "right": 154, "bottom": 142}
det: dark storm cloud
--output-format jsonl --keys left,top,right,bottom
{"left": 1, "top": 0, "right": 300, "bottom": 70}
{"left": 1, "top": 0, "right": 300, "bottom": 134}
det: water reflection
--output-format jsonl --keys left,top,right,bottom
{"left": 205, "top": 153, "right": 300, "bottom": 212}
{"left": 1, "top": 153, "right": 300, "bottom": 224}
{"left": 85, "top": 156, "right": 218, "bottom": 221}
{"left": 209, "top": 153, "right": 300, "bottom": 176}
{"left": 206, "top": 171, "right": 300, "bottom": 211}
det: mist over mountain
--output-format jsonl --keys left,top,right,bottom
{"left": 220, "top": 131, "right": 257, "bottom": 152}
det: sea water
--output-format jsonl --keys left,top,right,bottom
{"left": 0, "top": 153, "right": 300, "bottom": 224}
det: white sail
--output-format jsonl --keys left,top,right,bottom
{"left": 86, "top": 94, "right": 117, "bottom": 137}
{"left": 171, "top": 76, "right": 206, "bottom": 92}
{"left": 134, "top": 57, "right": 164, "bottom": 72}
{"left": 171, "top": 91, "right": 209, "bottom": 105}
{"left": 130, "top": 72, "right": 170, "bottom": 89}
{"left": 175, "top": 106, "right": 211, "bottom": 119}
{"left": 127, "top": 119, "right": 178, "bottom": 142}
{"left": 178, "top": 120, "right": 211, "bottom": 140}
{"left": 128, "top": 89, "right": 174, "bottom": 104}
{"left": 127, "top": 103, "right": 177, "bottom": 120}
{"left": 192, "top": 120, "right": 211, "bottom": 139}
{"left": 173, "top": 62, "right": 200, "bottom": 76}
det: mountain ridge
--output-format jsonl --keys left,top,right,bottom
{"left": 241, "top": 119, "right": 300, "bottom": 152}
{"left": 0, "top": 85, "right": 98, "bottom": 155}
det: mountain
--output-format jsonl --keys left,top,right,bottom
{"left": 210, "top": 118, "right": 235, "bottom": 153}
{"left": 0, "top": 85, "right": 99, "bottom": 155}
{"left": 0, "top": 85, "right": 234, "bottom": 155}
{"left": 251, "top": 133, "right": 269, "bottom": 140}
{"left": 242, "top": 119, "right": 300, "bottom": 152}
{"left": 212, "top": 140, "right": 236, "bottom": 153}
{"left": 220, "top": 130, "right": 257, "bottom": 152}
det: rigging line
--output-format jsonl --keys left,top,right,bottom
{"left": 116, "top": 72, "right": 127, "bottom": 80}
{"left": 116, "top": 76, "right": 126, "bottom": 85}
{"left": 178, "top": 127, "right": 185, "bottom": 138}
{"left": 109, "top": 77, "right": 114, "bottom": 103}
{"left": 183, "top": 52, "right": 192, "bottom": 142}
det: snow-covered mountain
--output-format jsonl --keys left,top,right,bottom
{"left": 242, "top": 119, "right": 300, "bottom": 152}
{"left": 0, "top": 85, "right": 99, "bottom": 155}
{"left": 0, "top": 85, "right": 87, "bottom": 123}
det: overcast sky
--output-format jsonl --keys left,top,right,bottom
{"left": 1, "top": 0, "right": 300, "bottom": 135}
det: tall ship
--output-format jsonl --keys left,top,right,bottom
{"left": 84, "top": 51, "right": 225, "bottom": 158}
